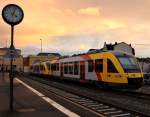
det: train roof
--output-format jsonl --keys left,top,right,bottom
{"left": 65, "top": 50, "right": 133, "bottom": 58}
{"left": 56, "top": 50, "right": 134, "bottom": 62}
{"left": 54, "top": 50, "right": 133, "bottom": 60}
{"left": 31, "top": 50, "right": 134, "bottom": 65}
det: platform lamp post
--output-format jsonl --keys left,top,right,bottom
{"left": 40, "top": 38, "right": 42, "bottom": 53}
{"left": 2, "top": 4, "right": 24, "bottom": 111}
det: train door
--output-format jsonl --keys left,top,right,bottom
{"left": 107, "top": 59, "right": 120, "bottom": 83}
{"left": 80, "top": 61, "right": 85, "bottom": 81}
{"left": 60, "top": 63, "right": 63, "bottom": 79}
{"left": 103, "top": 59, "right": 107, "bottom": 81}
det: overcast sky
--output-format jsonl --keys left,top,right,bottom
{"left": 1, "top": 0, "right": 150, "bottom": 57}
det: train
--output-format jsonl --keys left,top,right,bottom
{"left": 29, "top": 51, "right": 144, "bottom": 89}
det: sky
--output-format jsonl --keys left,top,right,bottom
{"left": 1, "top": 0, "right": 150, "bottom": 57}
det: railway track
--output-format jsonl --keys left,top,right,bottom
{"left": 115, "top": 89, "right": 150, "bottom": 101}
{"left": 17, "top": 74, "right": 150, "bottom": 117}
{"left": 22, "top": 73, "right": 150, "bottom": 102}
{"left": 96, "top": 86, "right": 150, "bottom": 102}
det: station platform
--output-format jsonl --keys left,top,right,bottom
{"left": 0, "top": 73, "right": 73, "bottom": 117}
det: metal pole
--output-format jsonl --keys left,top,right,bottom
{"left": 2, "top": 58, "right": 4, "bottom": 79}
{"left": 40, "top": 38, "right": 42, "bottom": 53}
{"left": 6, "top": 38, "right": 8, "bottom": 48}
{"left": 10, "top": 26, "right": 14, "bottom": 48}
{"left": 9, "top": 25, "right": 14, "bottom": 111}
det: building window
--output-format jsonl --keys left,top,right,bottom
{"left": 95, "top": 59, "right": 103, "bottom": 72}
{"left": 74, "top": 62, "right": 79, "bottom": 75}
{"left": 107, "top": 59, "right": 118, "bottom": 73}
{"left": 88, "top": 60, "right": 93, "bottom": 72}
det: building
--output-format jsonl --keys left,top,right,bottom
{"left": 0, "top": 48, "right": 23, "bottom": 72}
{"left": 137, "top": 58, "right": 150, "bottom": 73}
{"left": 23, "top": 52, "right": 61, "bottom": 72}
{"left": 137, "top": 58, "right": 150, "bottom": 81}
{"left": 103, "top": 42, "right": 135, "bottom": 55}
{"left": 88, "top": 42, "right": 135, "bottom": 55}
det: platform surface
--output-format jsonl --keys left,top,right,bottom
{"left": 0, "top": 72, "right": 69, "bottom": 117}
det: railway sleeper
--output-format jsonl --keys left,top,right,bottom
{"left": 97, "top": 108, "right": 116, "bottom": 112}
{"left": 110, "top": 113, "right": 131, "bottom": 117}
{"left": 104, "top": 110, "right": 123, "bottom": 115}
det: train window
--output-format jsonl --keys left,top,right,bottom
{"left": 54, "top": 64, "right": 56, "bottom": 71}
{"left": 46, "top": 63, "right": 51, "bottom": 70}
{"left": 88, "top": 60, "right": 93, "bottom": 72}
{"left": 51, "top": 64, "right": 53, "bottom": 71}
{"left": 48, "top": 64, "right": 51, "bottom": 70}
{"left": 51, "top": 64, "right": 54, "bottom": 71}
{"left": 40, "top": 65, "right": 43, "bottom": 70}
{"left": 107, "top": 59, "right": 118, "bottom": 73}
{"left": 74, "top": 62, "right": 79, "bottom": 75}
{"left": 42, "top": 65, "right": 44, "bottom": 70}
{"left": 39, "top": 65, "right": 41, "bottom": 70}
{"left": 43, "top": 65, "right": 45, "bottom": 70}
{"left": 52, "top": 64, "right": 56, "bottom": 71}
{"left": 35, "top": 66, "right": 38, "bottom": 71}
{"left": 64, "top": 63, "right": 68, "bottom": 74}
{"left": 56, "top": 63, "right": 59, "bottom": 71}
{"left": 49, "top": 64, "right": 51, "bottom": 70}
{"left": 95, "top": 59, "right": 103, "bottom": 72}
{"left": 69, "top": 63, "right": 73, "bottom": 74}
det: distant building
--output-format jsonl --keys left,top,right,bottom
{"left": 0, "top": 48, "right": 23, "bottom": 72}
{"left": 37, "top": 52, "right": 61, "bottom": 57}
{"left": 137, "top": 58, "right": 150, "bottom": 73}
{"left": 137, "top": 58, "right": 150, "bottom": 81}
{"left": 103, "top": 42, "right": 135, "bottom": 55}
{"left": 23, "top": 52, "right": 61, "bottom": 73}
{"left": 88, "top": 42, "right": 135, "bottom": 55}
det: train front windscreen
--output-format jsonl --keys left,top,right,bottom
{"left": 117, "top": 55, "right": 141, "bottom": 73}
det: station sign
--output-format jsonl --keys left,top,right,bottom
{"left": 4, "top": 48, "right": 20, "bottom": 59}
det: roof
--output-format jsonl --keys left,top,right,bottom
{"left": 87, "top": 48, "right": 105, "bottom": 54}
{"left": 37, "top": 52, "right": 61, "bottom": 57}
{"left": 0, "top": 47, "right": 21, "bottom": 51}
{"left": 104, "top": 42, "right": 132, "bottom": 49}
{"left": 105, "top": 44, "right": 114, "bottom": 50}
{"left": 137, "top": 57, "right": 150, "bottom": 63}
{"left": 103, "top": 42, "right": 135, "bottom": 55}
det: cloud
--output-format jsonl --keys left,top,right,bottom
{"left": 42, "top": 33, "right": 102, "bottom": 55}
{"left": 78, "top": 7, "right": 100, "bottom": 16}
{"left": 95, "top": 19, "right": 126, "bottom": 31}
{"left": 21, "top": 46, "right": 41, "bottom": 57}
{"left": 1, "top": 0, "right": 150, "bottom": 57}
